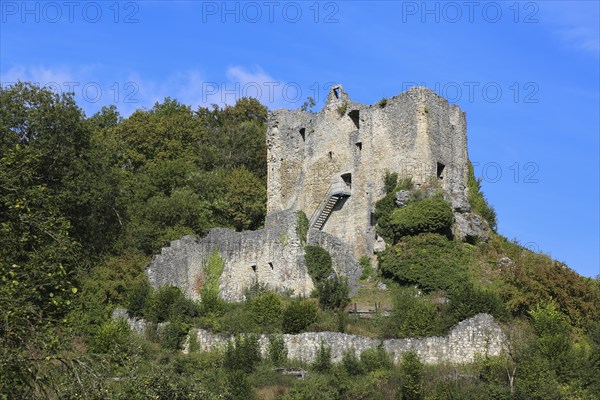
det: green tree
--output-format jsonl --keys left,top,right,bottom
{"left": 282, "top": 300, "right": 319, "bottom": 334}
{"left": 248, "top": 291, "right": 283, "bottom": 331}
{"left": 398, "top": 351, "right": 423, "bottom": 400}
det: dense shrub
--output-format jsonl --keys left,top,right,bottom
{"left": 359, "top": 344, "right": 392, "bottom": 372}
{"left": 89, "top": 319, "right": 134, "bottom": 364}
{"left": 379, "top": 233, "right": 471, "bottom": 294}
{"left": 296, "top": 211, "right": 309, "bottom": 246}
{"left": 313, "top": 341, "right": 332, "bottom": 372}
{"left": 282, "top": 300, "right": 318, "bottom": 334}
{"left": 126, "top": 279, "right": 150, "bottom": 318}
{"left": 248, "top": 291, "right": 282, "bottom": 331}
{"left": 494, "top": 237, "right": 600, "bottom": 328}
{"left": 384, "top": 171, "right": 399, "bottom": 194}
{"left": 359, "top": 256, "right": 374, "bottom": 279}
{"left": 342, "top": 350, "right": 363, "bottom": 375}
{"left": 267, "top": 335, "right": 287, "bottom": 365}
{"left": 467, "top": 161, "right": 497, "bottom": 231}
{"left": 444, "top": 284, "right": 508, "bottom": 325}
{"left": 144, "top": 286, "right": 200, "bottom": 323}
{"left": 316, "top": 277, "right": 350, "bottom": 311}
{"left": 160, "top": 321, "right": 190, "bottom": 351}
{"left": 224, "top": 334, "right": 261, "bottom": 373}
{"left": 385, "top": 287, "right": 443, "bottom": 338}
{"left": 399, "top": 351, "right": 423, "bottom": 400}
{"left": 304, "top": 245, "right": 334, "bottom": 283}
{"left": 388, "top": 194, "right": 454, "bottom": 241}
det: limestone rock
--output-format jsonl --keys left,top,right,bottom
{"left": 454, "top": 212, "right": 490, "bottom": 242}
{"left": 395, "top": 190, "right": 411, "bottom": 207}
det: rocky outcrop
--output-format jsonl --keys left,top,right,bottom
{"left": 454, "top": 212, "right": 490, "bottom": 242}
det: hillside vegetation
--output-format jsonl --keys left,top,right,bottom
{"left": 1, "top": 83, "right": 599, "bottom": 399}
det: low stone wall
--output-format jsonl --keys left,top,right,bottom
{"left": 188, "top": 313, "right": 506, "bottom": 365}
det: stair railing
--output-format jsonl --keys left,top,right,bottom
{"left": 308, "top": 181, "right": 350, "bottom": 228}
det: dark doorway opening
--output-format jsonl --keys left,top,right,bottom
{"left": 437, "top": 162, "right": 445, "bottom": 180}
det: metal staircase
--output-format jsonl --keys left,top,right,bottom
{"left": 309, "top": 182, "right": 351, "bottom": 230}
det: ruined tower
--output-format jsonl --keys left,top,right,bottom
{"left": 147, "top": 85, "right": 481, "bottom": 300}
{"left": 267, "top": 85, "right": 470, "bottom": 258}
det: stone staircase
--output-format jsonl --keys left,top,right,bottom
{"left": 310, "top": 182, "right": 351, "bottom": 230}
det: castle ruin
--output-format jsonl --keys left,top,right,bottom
{"left": 146, "top": 85, "right": 488, "bottom": 300}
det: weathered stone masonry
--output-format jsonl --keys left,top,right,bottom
{"left": 113, "top": 309, "right": 506, "bottom": 365}
{"left": 187, "top": 313, "right": 505, "bottom": 365}
{"left": 146, "top": 85, "right": 489, "bottom": 300}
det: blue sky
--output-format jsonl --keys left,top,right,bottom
{"left": 1, "top": 1, "right": 598, "bottom": 277}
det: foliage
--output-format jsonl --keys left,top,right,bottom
{"left": 398, "top": 351, "right": 423, "bottom": 400}
{"left": 144, "top": 286, "right": 200, "bottom": 323}
{"left": 387, "top": 194, "right": 454, "bottom": 241}
{"left": 494, "top": 237, "right": 600, "bottom": 328}
{"left": 268, "top": 335, "right": 288, "bottom": 365}
{"left": 89, "top": 318, "right": 135, "bottom": 364}
{"left": 444, "top": 283, "right": 508, "bottom": 325}
{"left": 379, "top": 233, "right": 471, "bottom": 294}
{"left": 378, "top": 98, "right": 388, "bottom": 108}
{"left": 313, "top": 341, "right": 332, "bottom": 372}
{"left": 342, "top": 350, "right": 364, "bottom": 375}
{"left": 248, "top": 291, "right": 283, "bottom": 331}
{"left": 300, "top": 96, "right": 316, "bottom": 113}
{"left": 296, "top": 210, "right": 309, "bottom": 246}
{"left": 360, "top": 344, "right": 393, "bottom": 373}
{"left": 160, "top": 321, "right": 191, "bottom": 351}
{"left": 337, "top": 101, "right": 348, "bottom": 117}
{"left": 385, "top": 287, "right": 443, "bottom": 338}
{"left": 316, "top": 276, "right": 351, "bottom": 310}
{"left": 360, "top": 255, "right": 374, "bottom": 279}
{"left": 224, "top": 334, "right": 261, "bottom": 373}
{"left": 243, "top": 280, "right": 271, "bottom": 301}
{"left": 304, "top": 245, "right": 334, "bottom": 284}
{"left": 384, "top": 171, "right": 399, "bottom": 194}
{"left": 200, "top": 250, "right": 225, "bottom": 315}
{"left": 467, "top": 161, "right": 497, "bottom": 231}
{"left": 282, "top": 300, "right": 319, "bottom": 334}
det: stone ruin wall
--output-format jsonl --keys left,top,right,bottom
{"left": 146, "top": 85, "right": 486, "bottom": 301}
{"left": 146, "top": 210, "right": 362, "bottom": 301}
{"left": 188, "top": 313, "right": 506, "bottom": 365}
{"left": 114, "top": 309, "right": 507, "bottom": 365}
{"left": 266, "top": 86, "right": 470, "bottom": 259}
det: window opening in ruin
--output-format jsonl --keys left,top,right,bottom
{"left": 251, "top": 265, "right": 257, "bottom": 273}
{"left": 437, "top": 162, "right": 445, "bottom": 180}
{"left": 328, "top": 151, "right": 333, "bottom": 159}
{"left": 299, "top": 128, "right": 306, "bottom": 142}
{"left": 341, "top": 173, "right": 352, "bottom": 189}
{"left": 349, "top": 110, "right": 360, "bottom": 129}
{"left": 269, "top": 262, "right": 273, "bottom": 270}
{"left": 333, "top": 87, "right": 340, "bottom": 98}
{"left": 356, "top": 142, "right": 362, "bottom": 151}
